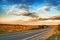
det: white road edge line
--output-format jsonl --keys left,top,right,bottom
{"left": 22, "top": 29, "right": 52, "bottom": 40}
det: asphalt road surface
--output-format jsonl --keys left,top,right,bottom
{"left": 0, "top": 28, "right": 53, "bottom": 40}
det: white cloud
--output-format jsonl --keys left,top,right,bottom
{"left": 6, "top": 5, "right": 16, "bottom": 15}
{"left": 6, "top": 4, "right": 32, "bottom": 15}
{"left": 14, "top": 10, "right": 29, "bottom": 16}
{"left": 36, "top": 6, "right": 49, "bottom": 13}
{"left": 5, "top": 4, "right": 34, "bottom": 21}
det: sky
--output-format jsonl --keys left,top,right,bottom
{"left": 0, "top": 0, "right": 60, "bottom": 22}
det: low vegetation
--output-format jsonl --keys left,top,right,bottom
{"left": 0, "top": 24, "right": 59, "bottom": 34}
{"left": 46, "top": 24, "right": 60, "bottom": 40}
{"left": 0, "top": 24, "right": 60, "bottom": 34}
{"left": 46, "top": 34, "right": 56, "bottom": 40}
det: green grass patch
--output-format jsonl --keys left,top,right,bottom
{"left": 46, "top": 34, "right": 56, "bottom": 40}
{"left": 0, "top": 31, "right": 7, "bottom": 34}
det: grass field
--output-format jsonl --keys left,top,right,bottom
{"left": 46, "top": 34, "right": 56, "bottom": 40}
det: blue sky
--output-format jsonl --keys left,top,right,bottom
{"left": 0, "top": 0, "right": 60, "bottom": 21}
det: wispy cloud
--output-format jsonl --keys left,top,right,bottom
{"left": 36, "top": 6, "right": 49, "bottom": 13}
{"left": 2, "top": 0, "right": 8, "bottom": 3}
{"left": 6, "top": 4, "right": 32, "bottom": 15}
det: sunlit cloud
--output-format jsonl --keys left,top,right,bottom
{"left": 14, "top": 10, "right": 29, "bottom": 16}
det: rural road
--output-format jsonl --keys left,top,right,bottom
{"left": 0, "top": 28, "right": 54, "bottom": 40}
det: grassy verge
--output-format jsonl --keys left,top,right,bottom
{"left": 0, "top": 31, "right": 8, "bottom": 34}
{"left": 46, "top": 34, "right": 56, "bottom": 40}
{"left": 0, "top": 27, "right": 43, "bottom": 34}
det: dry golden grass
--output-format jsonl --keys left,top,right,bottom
{"left": 0, "top": 24, "right": 39, "bottom": 32}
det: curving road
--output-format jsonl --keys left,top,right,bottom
{"left": 0, "top": 28, "right": 54, "bottom": 40}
